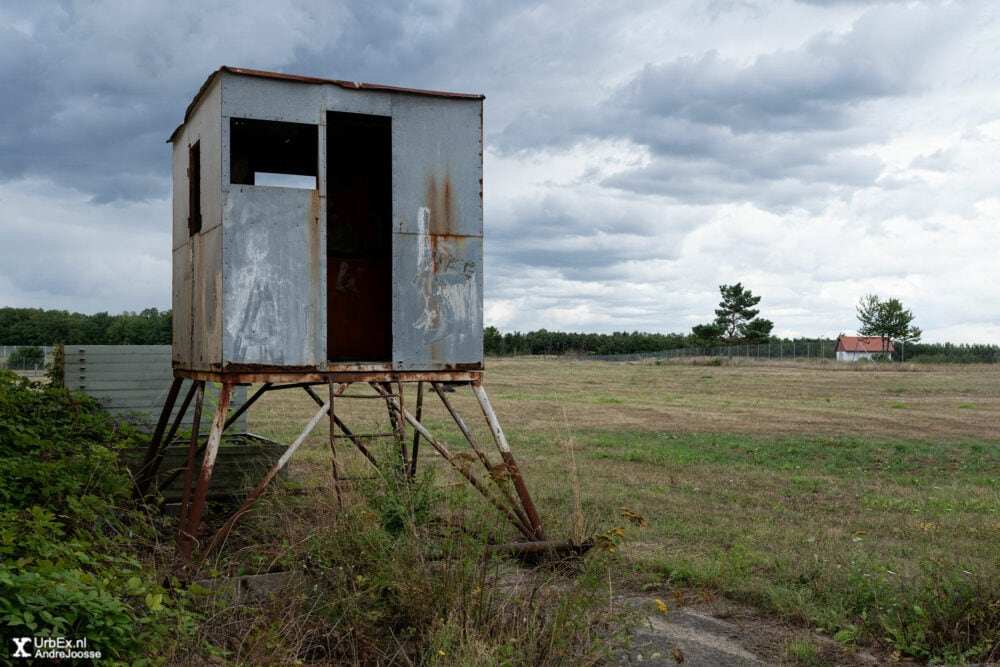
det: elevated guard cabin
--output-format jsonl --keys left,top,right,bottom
{"left": 147, "top": 67, "right": 551, "bottom": 562}
{"left": 169, "top": 66, "right": 483, "bottom": 377}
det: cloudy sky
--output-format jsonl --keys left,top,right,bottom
{"left": 2, "top": 0, "right": 998, "bottom": 343}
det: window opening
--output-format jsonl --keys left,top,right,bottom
{"left": 230, "top": 118, "right": 318, "bottom": 188}
{"left": 188, "top": 141, "right": 201, "bottom": 235}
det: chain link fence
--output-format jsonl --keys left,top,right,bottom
{"left": 1, "top": 345, "right": 57, "bottom": 376}
{"left": 575, "top": 341, "right": 837, "bottom": 363}
{"left": 573, "top": 340, "right": 998, "bottom": 364}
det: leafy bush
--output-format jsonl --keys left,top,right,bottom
{"left": 0, "top": 370, "right": 139, "bottom": 510}
{"left": 0, "top": 370, "right": 201, "bottom": 661}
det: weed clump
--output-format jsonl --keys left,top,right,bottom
{"left": 187, "top": 441, "right": 639, "bottom": 664}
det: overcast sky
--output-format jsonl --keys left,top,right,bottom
{"left": 2, "top": 0, "right": 998, "bottom": 343}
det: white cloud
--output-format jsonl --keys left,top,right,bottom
{"left": 0, "top": 178, "right": 171, "bottom": 313}
{"left": 1, "top": 0, "right": 998, "bottom": 345}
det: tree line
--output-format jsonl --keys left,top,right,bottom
{"left": 484, "top": 327, "right": 693, "bottom": 356}
{"left": 0, "top": 307, "right": 172, "bottom": 346}
{"left": 3, "top": 305, "right": 997, "bottom": 363}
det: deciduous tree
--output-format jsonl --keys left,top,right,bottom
{"left": 856, "top": 293, "right": 922, "bottom": 361}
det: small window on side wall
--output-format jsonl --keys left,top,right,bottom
{"left": 188, "top": 141, "right": 201, "bottom": 235}
{"left": 230, "top": 118, "right": 318, "bottom": 189}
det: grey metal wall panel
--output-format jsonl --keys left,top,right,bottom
{"left": 392, "top": 234, "right": 483, "bottom": 369}
{"left": 197, "top": 224, "right": 224, "bottom": 369}
{"left": 391, "top": 95, "right": 483, "bottom": 238}
{"left": 63, "top": 346, "right": 246, "bottom": 432}
{"left": 389, "top": 94, "right": 483, "bottom": 369}
{"left": 172, "top": 243, "right": 193, "bottom": 367}
{"left": 323, "top": 85, "right": 393, "bottom": 118}
{"left": 220, "top": 73, "right": 326, "bottom": 128}
{"left": 172, "top": 78, "right": 223, "bottom": 370}
{"left": 222, "top": 186, "right": 324, "bottom": 366}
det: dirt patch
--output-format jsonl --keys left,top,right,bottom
{"left": 620, "top": 593, "right": 885, "bottom": 666}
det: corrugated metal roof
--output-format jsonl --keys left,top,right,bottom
{"left": 169, "top": 66, "right": 484, "bottom": 143}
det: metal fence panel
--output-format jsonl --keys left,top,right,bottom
{"left": 63, "top": 345, "right": 247, "bottom": 432}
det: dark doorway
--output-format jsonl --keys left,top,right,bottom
{"left": 326, "top": 112, "right": 392, "bottom": 362}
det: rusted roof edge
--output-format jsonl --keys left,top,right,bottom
{"left": 168, "top": 68, "right": 223, "bottom": 143}
{"left": 168, "top": 66, "right": 484, "bottom": 142}
{"left": 224, "top": 66, "right": 485, "bottom": 99}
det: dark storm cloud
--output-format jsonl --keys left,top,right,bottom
{"left": 0, "top": 0, "right": 497, "bottom": 203}
{"left": 0, "top": 7, "right": 193, "bottom": 201}
{"left": 3, "top": 0, "right": 997, "bottom": 341}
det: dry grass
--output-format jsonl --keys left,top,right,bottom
{"left": 236, "top": 357, "right": 1000, "bottom": 662}
{"left": 478, "top": 356, "right": 1000, "bottom": 441}
{"left": 245, "top": 356, "right": 1000, "bottom": 534}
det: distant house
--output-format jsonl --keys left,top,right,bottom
{"left": 835, "top": 335, "right": 895, "bottom": 362}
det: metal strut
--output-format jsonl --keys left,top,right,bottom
{"left": 146, "top": 376, "right": 553, "bottom": 564}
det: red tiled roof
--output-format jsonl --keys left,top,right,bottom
{"left": 835, "top": 336, "right": 895, "bottom": 353}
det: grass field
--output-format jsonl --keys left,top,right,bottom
{"left": 237, "top": 357, "right": 999, "bottom": 663}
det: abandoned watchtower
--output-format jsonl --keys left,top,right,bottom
{"left": 170, "top": 66, "right": 483, "bottom": 372}
{"left": 139, "top": 67, "right": 550, "bottom": 561}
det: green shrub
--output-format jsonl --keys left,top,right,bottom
{"left": 0, "top": 370, "right": 139, "bottom": 511}
{"left": 0, "top": 370, "right": 202, "bottom": 662}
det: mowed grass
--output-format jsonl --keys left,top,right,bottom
{"left": 245, "top": 357, "right": 1000, "bottom": 662}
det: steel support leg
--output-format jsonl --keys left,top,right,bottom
{"left": 431, "top": 381, "right": 532, "bottom": 532}
{"left": 472, "top": 382, "right": 547, "bottom": 541}
{"left": 178, "top": 382, "right": 232, "bottom": 560}
{"left": 371, "top": 382, "right": 536, "bottom": 541}
{"left": 197, "top": 397, "right": 331, "bottom": 567}
{"left": 134, "top": 377, "right": 184, "bottom": 497}
{"left": 176, "top": 381, "right": 205, "bottom": 559}
{"left": 328, "top": 380, "right": 345, "bottom": 509}
{"left": 409, "top": 381, "right": 424, "bottom": 480}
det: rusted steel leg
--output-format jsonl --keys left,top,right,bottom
{"left": 472, "top": 382, "right": 547, "bottom": 541}
{"left": 134, "top": 377, "right": 184, "bottom": 497}
{"left": 371, "top": 383, "right": 536, "bottom": 541}
{"left": 179, "top": 382, "right": 233, "bottom": 560}
{"left": 409, "top": 381, "right": 424, "bottom": 480}
{"left": 161, "top": 380, "right": 199, "bottom": 451}
{"left": 156, "top": 380, "right": 249, "bottom": 497}
{"left": 328, "top": 380, "right": 345, "bottom": 509}
{"left": 177, "top": 382, "right": 205, "bottom": 559}
{"left": 147, "top": 380, "right": 200, "bottom": 496}
{"left": 381, "top": 382, "right": 409, "bottom": 477}
{"left": 432, "top": 382, "right": 532, "bottom": 531}
{"left": 197, "top": 398, "right": 331, "bottom": 568}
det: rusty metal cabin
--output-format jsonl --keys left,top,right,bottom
{"left": 169, "top": 67, "right": 484, "bottom": 376}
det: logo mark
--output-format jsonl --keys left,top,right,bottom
{"left": 12, "top": 637, "right": 32, "bottom": 658}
